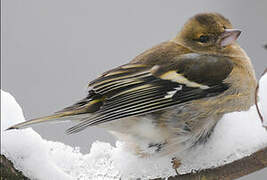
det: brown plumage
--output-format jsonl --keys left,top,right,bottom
{"left": 7, "top": 12, "right": 257, "bottom": 172}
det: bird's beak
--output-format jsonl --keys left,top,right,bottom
{"left": 219, "top": 29, "right": 242, "bottom": 47}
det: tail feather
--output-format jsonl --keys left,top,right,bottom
{"left": 5, "top": 87, "right": 107, "bottom": 131}
{"left": 5, "top": 92, "right": 105, "bottom": 131}
{"left": 5, "top": 109, "right": 92, "bottom": 131}
{"left": 6, "top": 113, "right": 74, "bottom": 130}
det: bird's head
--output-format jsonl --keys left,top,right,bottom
{"left": 173, "top": 13, "right": 242, "bottom": 55}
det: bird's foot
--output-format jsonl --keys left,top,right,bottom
{"left": 171, "top": 157, "right": 181, "bottom": 175}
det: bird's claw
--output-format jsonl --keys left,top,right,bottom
{"left": 171, "top": 157, "right": 181, "bottom": 175}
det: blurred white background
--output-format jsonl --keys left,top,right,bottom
{"left": 2, "top": 0, "right": 267, "bottom": 179}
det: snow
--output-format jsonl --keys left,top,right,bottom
{"left": 1, "top": 73, "right": 267, "bottom": 180}
{"left": 1, "top": 91, "right": 72, "bottom": 180}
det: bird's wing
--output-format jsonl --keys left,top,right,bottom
{"left": 66, "top": 53, "right": 233, "bottom": 134}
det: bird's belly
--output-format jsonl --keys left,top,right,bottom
{"left": 101, "top": 115, "right": 189, "bottom": 156}
{"left": 99, "top": 104, "right": 220, "bottom": 157}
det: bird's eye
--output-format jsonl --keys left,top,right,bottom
{"left": 199, "top": 35, "right": 210, "bottom": 43}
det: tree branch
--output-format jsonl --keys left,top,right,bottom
{"left": 255, "top": 68, "right": 267, "bottom": 128}
{"left": 153, "top": 146, "right": 267, "bottom": 180}
{"left": 0, "top": 155, "right": 30, "bottom": 180}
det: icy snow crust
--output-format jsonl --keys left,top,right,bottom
{"left": 1, "top": 74, "right": 267, "bottom": 180}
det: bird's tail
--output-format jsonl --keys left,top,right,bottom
{"left": 5, "top": 96, "right": 97, "bottom": 130}
{"left": 5, "top": 111, "right": 89, "bottom": 130}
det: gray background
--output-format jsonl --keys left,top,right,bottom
{"left": 2, "top": 0, "right": 267, "bottom": 179}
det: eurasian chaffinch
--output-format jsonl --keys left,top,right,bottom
{"left": 8, "top": 12, "right": 257, "bottom": 173}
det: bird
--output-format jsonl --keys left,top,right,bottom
{"left": 7, "top": 12, "right": 257, "bottom": 173}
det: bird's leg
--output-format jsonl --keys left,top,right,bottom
{"left": 171, "top": 157, "right": 181, "bottom": 175}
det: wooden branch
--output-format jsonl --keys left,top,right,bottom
{"left": 0, "top": 154, "right": 30, "bottom": 180}
{"left": 153, "top": 146, "right": 267, "bottom": 180}
{"left": 255, "top": 45, "right": 267, "bottom": 128}
{"left": 255, "top": 68, "right": 267, "bottom": 128}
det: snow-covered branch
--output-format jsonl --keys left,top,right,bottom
{"left": 1, "top": 69, "right": 267, "bottom": 180}
{"left": 154, "top": 146, "right": 267, "bottom": 180}
{"left": 0, "top": 154, "right": 30, "bottom": 179}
